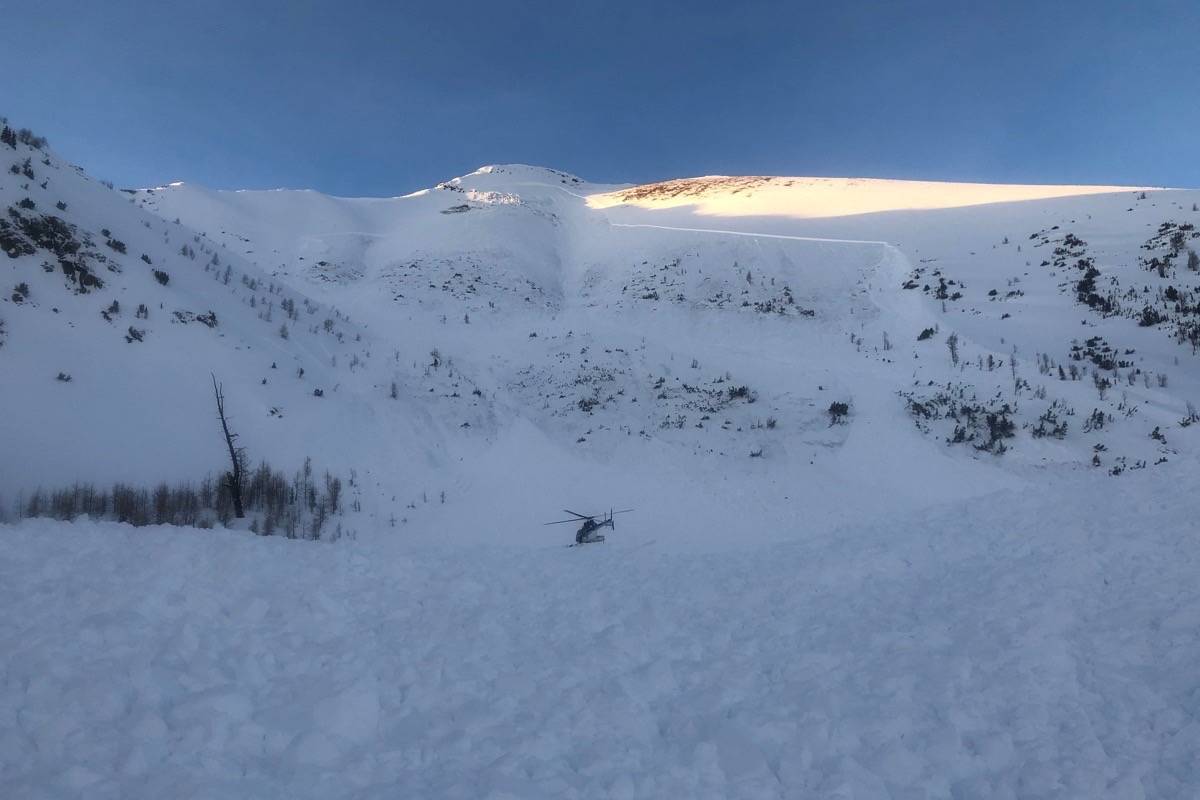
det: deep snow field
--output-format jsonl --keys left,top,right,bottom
{"left": 3, "top": 130, "right": 1200, "bottom": 797}
{"left": 4, "top": 471, "right": 1200, "bottom": 799}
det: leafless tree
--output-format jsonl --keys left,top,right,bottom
{"left": 212, "top": 374, "right": 246, "bottom": 518}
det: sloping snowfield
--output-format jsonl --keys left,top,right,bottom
{"left": 3, "top": 467, "right": 1199, "bottom": 799}
{"left": 5, "top": 139, "right": 1200, "bottom": 798}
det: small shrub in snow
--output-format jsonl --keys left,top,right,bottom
{"left": 727, "top": 385, "right": 752, "bottom": 401}
{"left": 1181, "top": 402, "right": 1200, "bottom": 427}
{"left": 1137, "top": 305, "right": 1165, "bottom": 327}
{"left": 975, "top": 411, "right": 1016, "bottom": 454}
{"left": 1030, "top": 401, "right": 1070, "bottom": 439}
{"left": 1082, "top": 408, "right": 1110, "bottom": 433}
{"left": 902, "top": 383, "right": 1016, "bottom": 455}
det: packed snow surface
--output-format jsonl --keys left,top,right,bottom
{"left": 3, "top": 469, "right": 1199, "bottom": 798}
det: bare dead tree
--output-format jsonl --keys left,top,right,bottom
{"left": 211, "top": 374, "right": 246, "bottom": 518}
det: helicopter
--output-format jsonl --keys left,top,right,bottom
{"left": 544, "top": 508, "right": 633, "bottom": 545}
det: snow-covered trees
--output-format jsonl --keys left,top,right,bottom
{"left": 10, "top": 458, "right": 354, "bottom": 539}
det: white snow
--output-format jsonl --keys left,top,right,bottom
{"left": 4, "top": 136, "right": 1200, "bottom": 797}
{"left": 3, "top": 468, "right": 1199, "bottom": 797}
{"left": 587, "top": 175, "right": 1154, "bottom": 219}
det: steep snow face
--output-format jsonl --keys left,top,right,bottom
{"left": 136, "top": 165, "right": 581, "bottom": 310}
{"left": 0, "top": 136, "right": 444, "bottom": 509}
{"left": 130, "top": 165, "right": 1200, "bottom": 552}
{"left": 6, "top": 147, "right": 1200, "bottom": 551}
{"left": 588, "top": 174, "right": 1152, "bottom": 218}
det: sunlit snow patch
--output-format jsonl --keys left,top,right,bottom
{"left": 587, "top": 175, "right": 1156, "bottom": 219}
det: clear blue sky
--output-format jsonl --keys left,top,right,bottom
{"left": 2, "top": 1, "right": 1196, "bottom": 195}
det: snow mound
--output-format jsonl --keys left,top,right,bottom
{"left": 470, "top": 163, "right": 585, "bottom": 185}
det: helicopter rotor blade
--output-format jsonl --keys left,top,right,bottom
{"left": 547, "top": 508, "right": 631, "bottom": 527}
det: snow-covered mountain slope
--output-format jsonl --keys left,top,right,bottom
{"left": 6, "top": 132, "right": 1200, "bottom": 798}
{"left": 4, "top": 129, "right": 1200, "bottom": 548}
{"left": 587, "top": 174, "right": 1152, "bottom": 218}
{"left": 0, "top": 132, "right": 442, "bottom": 511}
{"left": 128, "top": 164, "right": 1200, "bottom": 549}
